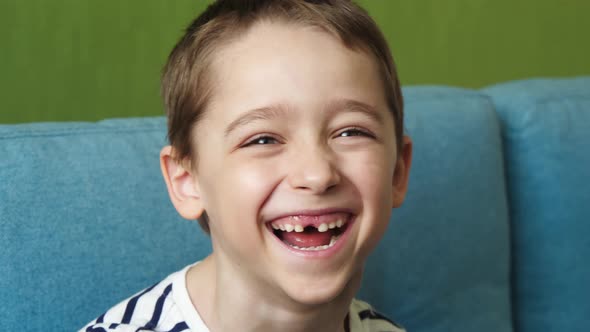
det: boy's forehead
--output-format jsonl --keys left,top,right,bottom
{"left": 205, "top": 21, "right": 387, "bottom": 123}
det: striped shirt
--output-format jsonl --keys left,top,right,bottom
{"left": 81, "top": 264, "right": 405, "bottom": 332}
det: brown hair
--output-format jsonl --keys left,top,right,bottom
{"left": 162, "top": 0, "right": 403, "bottom": 233}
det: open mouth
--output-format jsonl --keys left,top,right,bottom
{"left": 267, "top": 213, "right": 351, "bottom": 251}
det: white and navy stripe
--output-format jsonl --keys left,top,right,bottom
{"left": 83, "top": 280, "right": 190, "bottom": 332}
{"left": 348, "top": 298, "right": 405, "bottom": 331}
{"left": 81, "top": 264, "right": 405, "bottom": 332}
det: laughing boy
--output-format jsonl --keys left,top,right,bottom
{"left": 82, "top": 0, "right": 412, "bottom": 331}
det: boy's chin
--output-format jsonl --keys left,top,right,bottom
{"left": 276, "top": 268, "right": 361, "bottom": 307}
{"left": 288, "top": 290, "right": 345, "bottom": 307}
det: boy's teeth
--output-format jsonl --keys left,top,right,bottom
{"left": 317, "top": 223, "right": 328, "bottom": 232}
{"left": 289, "top": 235, "right": 340, "bottom": 251}
{"left": 271, "top": 217, "right": 348, "bottom": 232}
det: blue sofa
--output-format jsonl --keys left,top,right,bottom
{"left": 1, "top": 77, "right": 589, "bottom": 332}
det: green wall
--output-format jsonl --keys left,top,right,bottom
{"left": 1, "top": 1, "right": 589, "bottom": 124}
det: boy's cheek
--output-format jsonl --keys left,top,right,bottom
{"left": 353, "top": 156, "right": 396, "bottom": 240}
{"left": 344, "top": 150, "right": 395, "bottom": 194}
{"left": 204, "top": 170, "right": 269, "bottom": 252}
{"left": 204, "top": 161, "right": 278, "bottom": 215}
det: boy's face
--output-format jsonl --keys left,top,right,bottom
{"left": 171, "top": 22, "right": 411, "bottom": 305}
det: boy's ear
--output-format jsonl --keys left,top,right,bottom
{"left": 160, "top": 146, "right": 205, "bottom": 220}
{"left": 392, "top": 135, "right": 413, "bottom": 208}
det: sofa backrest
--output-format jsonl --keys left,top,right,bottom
{"left": 483, "top": 77, "right": 590, "bottom": 332}
{"left": 359, "top": 86, "right": 512, "bottom": 332}
{"left": 0, "top": 118, "right": 210, "bottom": 331}
{"left": 11, "top": 79, "right": 583, "bottom": 331}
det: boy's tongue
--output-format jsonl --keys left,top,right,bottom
{"left": 281, "top": 227, "right": 332, "bottom": 247}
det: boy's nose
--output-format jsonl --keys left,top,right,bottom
{"left": 286, "top": 146, "right": 341, "bottom": 194}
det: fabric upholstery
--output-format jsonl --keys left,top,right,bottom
{"left": 0, "top": 118, "right": 210, "bottom": 331}
{"left": 483, "top": 77, "right": 590, "bottom": 332}
{"left": 359, "top": 87, "right": 513, "bottom": 332}
{"left": 2, "top": 78, "right": 587, "bottom": 331}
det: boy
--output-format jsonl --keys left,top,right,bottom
{"left": 82, "top": 0, "right": 412, "bottom": 331}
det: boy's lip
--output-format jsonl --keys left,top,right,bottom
{"left": 266, "top": 213, "right": 356, "bottom": 258}
{"left": 264, "top": 208, "right": 357, "bottom": 259}
{"left": 265, "top": 207, "right": 355, "bottom": 224}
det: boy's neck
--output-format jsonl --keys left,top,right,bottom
{"left": 187, "top": 254, "right": 361, "bottom": 332}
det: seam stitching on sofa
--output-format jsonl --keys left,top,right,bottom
{"left": 533, "top": 95, "right": 590, "bottom": 104}
{"left": 487, "top": 94, "right": 590, "bottom": 106}
{"left": 0, "top": 127, "right": 164, "bottom": 140}
{"left": 405, "top": 94, "right": 489, "bottom": 104}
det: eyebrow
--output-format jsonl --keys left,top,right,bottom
{"left": 223, "top": 99, "right": 383, "bottom": 137}
{"left": 325, "top": 99, "right": 384, "bottom": 124}
{"left": 224, "top": 104, "right": 289, "bottom": 137}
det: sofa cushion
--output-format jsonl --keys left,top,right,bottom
{"left": 358, "top": 87, "right": 513, "bottom": 332}
{"left": 483, "top": 77, "right": 590, "bottom": 332}
{"left": 0, "top": 86, "right": 515, "bottom": 332}
{"left": 0, "top": 118, "right": 210, "bottom": 331}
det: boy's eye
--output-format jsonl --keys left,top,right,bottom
{"left": 337, "top": 128, "right": 373, "bottom": 138}
{"left": 242, "top": 135, "right": 279, "bottom": 147}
